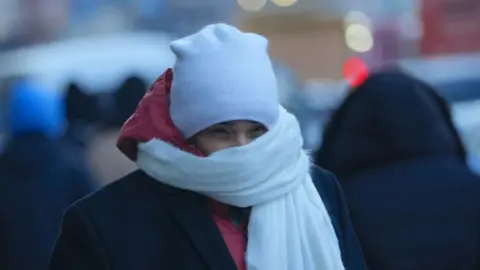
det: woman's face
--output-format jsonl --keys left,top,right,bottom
{"left": 190, "top": 120, "right": 267, "bottom": 155}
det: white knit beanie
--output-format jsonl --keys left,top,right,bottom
{"left": 169, "top": 23, "right": 279, "bottom": 139}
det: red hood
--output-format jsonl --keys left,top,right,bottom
{"left": 117, "top": 68, "right": 203, "bottom": 161}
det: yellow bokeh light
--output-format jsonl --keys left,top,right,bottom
{"left": 237, "top": 0, "right": 267, "bottom": 11}
{"left": 271, "top": 0, "right": 297, "bottom": 7}
{"left": 345, "top": 23, "right": 374, "bottom": 53}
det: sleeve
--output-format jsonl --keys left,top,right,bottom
{"left": 49, "top": 204, "right": 109, "bottom": 270}
{"left": 328, "top": 173, "right": 369, "bottom": 270}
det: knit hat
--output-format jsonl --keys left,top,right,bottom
{"left": 169, "top": 23, "right": 279, "bottom": 139}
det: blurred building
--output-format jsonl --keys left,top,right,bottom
{"left": 239, "top": 12, "right": 349, "bottom": 80}
{"left": 0, "top": 0, "right": 18, "bottom": 44}
{"left": 0, "top": 0, "right": 240, "bottom": 46}
{"left": 235, "top": 0, "right": 417, "bottom": 80}
{"left": 158, "top": 0, "right": 237, "bottom": 37}
{"left": 1, "top": 0, "right": 479, "bottom": 75}
{"left": 20, "top": 0, "right": 70, "bottom": 43}
{"left": 420, "top": 0, "right": 480, "bottom": 56}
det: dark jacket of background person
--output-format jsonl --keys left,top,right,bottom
{"left": 315, "top": 71, "right": 480, "bottom": 270}
{"left": 63, "top": 82, "right": 109, "bottom": 185}
{"left": 0, "top": 80, "right": 96, "bottom": 270}
{"left": 48, "top": 70, "right": 367, "bottom": 270}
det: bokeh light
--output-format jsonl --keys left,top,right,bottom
{"left": 342, "top": 57, "right": 369, "bottom": 88}
{"left": 271, "top": 0, "right": 298, "bottom": 7}
{"left": 237, "top": 0, "right": 267, "bottom": 12}
{"left": 345, "top": 24, "right": 374, "bottom": 52}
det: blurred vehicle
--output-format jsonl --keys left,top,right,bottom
{"left": 451, "top": 100, "right": 480, "bottom": 159}
{"left": 0, "top": 32, "right": 176, "bottom": 94}
{"left": 433, "top": 77, "right": 480, "bottom": 156}
{"left": 436, "top": 78, "right": 480, "bottom": 158}
{"left": 399, "top": 54, "right": 480, "bottom": 102}
{"left": 435, "top": 78, "right": 480, "bottom": 103}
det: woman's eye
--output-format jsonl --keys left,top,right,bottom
{"left": 251, "top": 126, "right": 267, "bottom": 136}
{"left": 255, "top": 125, "right": 267, "bottom": 132}
{"left": 209, "top": 128, "right": 229, "bottom": 137}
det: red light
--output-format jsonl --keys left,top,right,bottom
{"left": 342, "top": 57, "right": 369, "bottom": 88}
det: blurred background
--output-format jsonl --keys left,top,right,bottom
{"left": 0, "top": 0, "right": 479, "bottom": 185}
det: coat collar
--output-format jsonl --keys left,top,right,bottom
{"left": 167, "top": 192, "right": 237, "bottom": 270}
{"left": 143, "top": 170, "right": 236, "bottom": 270}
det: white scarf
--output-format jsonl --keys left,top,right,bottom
{"left": 136, "top": 106, "right": 345, "bottom": 270}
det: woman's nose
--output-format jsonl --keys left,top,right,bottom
{"left": 233, "top": 134, "right": 251, "bottom": 147}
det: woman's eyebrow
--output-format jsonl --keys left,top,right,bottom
{"left": 215, "top": 120, "right": 260, "bottom": 127}
{"left": 216, "top": 121, "right": 235, "bottom": 126}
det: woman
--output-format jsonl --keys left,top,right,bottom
{"left": 49, "top": 23, "right": 366, "bottom": 270}
{"left": 315, "top": 70, "right": 480, "bottom": 270}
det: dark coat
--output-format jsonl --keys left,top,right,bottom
{"left": 315, "top": 71, "right": 480, "bottom": 270}
{"left": 0, "top": 133, "right": 96, "bottom": 270}
{"left": 49, "top": 167, "right": 367, "bottom": 270}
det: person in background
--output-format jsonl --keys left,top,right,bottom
{"left": 63, "top": 82, "right": 98, "bottom": 184}
{"left": 49, "top": 24, "right": 366, "bottom": 270}
{"left": 64, "top": 82, "right": 98, "bottom": 148}
{"left": 315, "top": 70, "right": 480, "bottom": 270}
{"left": 87, "top": 76, "right": 146, "bottom": 185}
{"left": 112, "top": 76, "right": 147, "bottom": 127}
{"left": 0, "top": 79, "right": 96, "bottom": 270}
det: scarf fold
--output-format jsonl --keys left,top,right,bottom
{"left": 137, "top": 106, "right": 345, "bottom": 270}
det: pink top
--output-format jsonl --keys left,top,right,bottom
{"left": 210, "top": 200, "right": 247, "bottom": 270}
